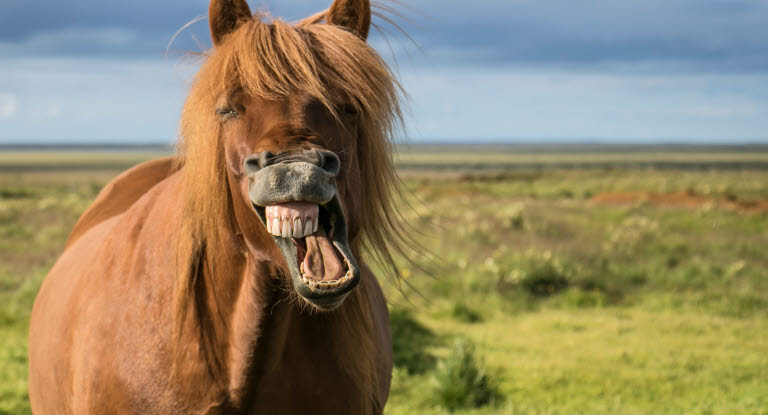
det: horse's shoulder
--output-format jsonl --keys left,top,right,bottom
{"left": 65, "top": 156, "right": 176, "bottom": 248}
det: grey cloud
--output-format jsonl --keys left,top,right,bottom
{"left": 0, "top": 0, "right": 205, "bottom": 41}
{"left": 1, "top": 0, "right": 767, "bottom": 72}
{"left": 406, "top": 0, "right": 768, "bottom": 71}
{"left": 0, "top": 27, "right": 157, "bottom": 57}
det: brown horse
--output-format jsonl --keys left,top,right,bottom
{"left": 28, "top": 0, "right": 411, "bottom": 413}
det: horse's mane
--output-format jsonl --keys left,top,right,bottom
{"left": 172, "top": 10, "right": 411, "bottom": 402}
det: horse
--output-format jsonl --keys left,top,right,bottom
{"left": 28, "top": 0, "right": 411, "bottom": 412}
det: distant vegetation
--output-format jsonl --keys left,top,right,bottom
{"left": 1, "top": 145, "right": 768, "bottom": 414}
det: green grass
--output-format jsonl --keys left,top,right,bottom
{"left": 387, "top": 309, "right": 768, "bottom": 415}
{"left": 1, "top": 147, "right": 768, "bottom": 414}
{"left": 378, "top": 158, "right": 768, "bottom": 414}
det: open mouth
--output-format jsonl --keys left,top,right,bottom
{"left": 252, "top": 195, "right": 360, "bottom": 309}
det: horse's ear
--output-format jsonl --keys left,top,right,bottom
{"left": 209, "top": 0, "right": 253, "bottom": 46}
{"left": 327, "top": 0, "right": 371, "bottom": 41}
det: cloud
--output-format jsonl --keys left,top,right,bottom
{"left": 0, "top": 0, "right": 767, "bottom": 72}
{"left": 0, "top": 27, "right": 156, "bottom": 57}
{"left": 46, "top": 104, "right": 61, "bottom": 118}
{"left": 400, "top": 66, "right": 768, "bottom": 141}
{"left": 0, "top": 59, "right": 188, "bottom": 141}
{"left": 1, "top": 56, "right": 767, "bottom": 143}
{"left": 0, "top": 93, "right": 17, "bottom": 118}
{"left": 1, "top": 1, "right": 767, "bottom": 143}
{"left": 402, "top": 0, "right": 768, "bottom": 72}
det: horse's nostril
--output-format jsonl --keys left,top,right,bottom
{"left": 319, "top": 151, "right": 340, "bottom": 176}
{"left": 257, "top": 151, "right": 274, "bottom": 169}
{"left": 244, "top": 151, "right": 274, "bottom": 174}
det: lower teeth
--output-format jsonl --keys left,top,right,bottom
{"left": 299, "top": 263, "right": 352, "bottom": 290}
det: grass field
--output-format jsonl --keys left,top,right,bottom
{"left": 1, "top": 145, "right": 767, "bottom": 414}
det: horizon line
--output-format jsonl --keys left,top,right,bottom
{"left": 2, "top": 140, "right": 768, "bottom": 149}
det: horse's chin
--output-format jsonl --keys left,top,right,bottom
{"left": 251, "top": 195, "right": 360, "bottom": 310}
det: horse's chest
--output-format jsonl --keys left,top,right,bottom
{"left": 239, "top": 318, "right": 372, "bottom": 414}
{"left": 245, "top": 356, "right": 366, "bottom": 414}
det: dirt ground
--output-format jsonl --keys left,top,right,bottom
{"left": 590, "top": 190, "right": 768, "bottom": 214}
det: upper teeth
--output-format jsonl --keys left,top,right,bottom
{"left": 265, "top": 203, "right": 320, "bottom": 238}
{"left": 265, "top": 215, "right": 318, "bottom": 238}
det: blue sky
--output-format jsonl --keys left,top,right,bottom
{"left": 1, "top": 0, "right": 767, "bottom": 143}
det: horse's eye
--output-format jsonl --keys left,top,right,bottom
{"left": 342, "top": 104, "right": 358, "bottom": 116}
{"left": 215, "top": 108, "right": 238, "bottom": 119}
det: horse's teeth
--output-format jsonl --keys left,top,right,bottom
{"left": 304, "top": 219, "right": 313, "bottom": 236}
{"left": 294, "top": 219, "right": 303, "bottom": 238}
{"left": 299, "top": 263, "right": 355, "bottom": 292}
{"left": 266, "top": 218, "right": 271, "bottom": 233}
{"left": 313, "top": 219, "right": 318, "bottom": 233}
{"left": 281, "top": 219, "right": 291, "bottom": 238}
{"left": 272, "top": 218, "right": 280, "bottom": 236}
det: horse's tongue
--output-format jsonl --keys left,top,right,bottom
{"left": 302, "top": 224, "right": 344, "bottom": 282}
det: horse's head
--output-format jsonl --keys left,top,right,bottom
{"left": 180, "top": 0, "right": 401, "bottom": 311}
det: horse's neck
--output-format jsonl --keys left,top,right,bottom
{"left": 215, "top": 257, "right": 383, "bottom": 411}
{"left": 220, "top": 256, "right": 277, "bottom": 404}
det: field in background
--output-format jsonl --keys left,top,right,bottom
{"left": 1, "top": 145, "right": 767, "bottom": 414}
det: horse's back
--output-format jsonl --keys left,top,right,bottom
{"left": 65, "top": 157, "right": 176, "bottom": 248}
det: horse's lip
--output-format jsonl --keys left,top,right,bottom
{"left": 251, "top": 195, "right": 360, "bottom": 309}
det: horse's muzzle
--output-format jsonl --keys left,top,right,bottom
{"left": 244, "top": 149, "right": 360, "bottom": 310}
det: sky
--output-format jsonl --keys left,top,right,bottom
{"left": 1, "top": 0, "right": 767, "bottom": 144}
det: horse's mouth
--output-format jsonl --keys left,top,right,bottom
{"left": 251, "top": 195, "right": 360, "bottom": 310}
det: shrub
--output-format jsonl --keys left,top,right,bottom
{"left": 521, "top": 260, "right": 569, "bottom": 297}
{"left": 433, "top": 338, "right": 501, "bottom": 411}
{"left": 500, "top": 204, "right": 525, "bottom": 230}
{"left": 450, "top": 302, "right": 482, "bottom": 323}
{"left": 569, "top": 257, "right": 638, "bottom": 305}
